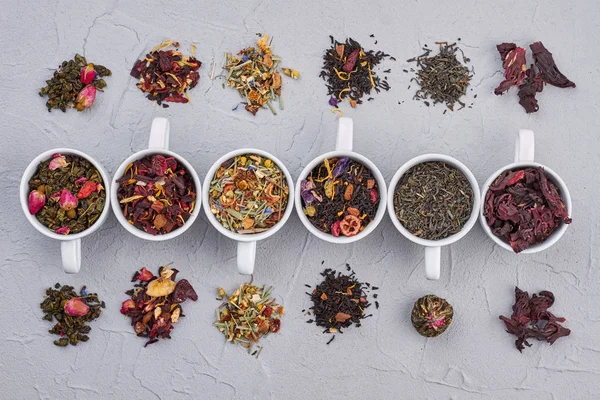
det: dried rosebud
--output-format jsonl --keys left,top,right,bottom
{"left": 120, "top": 299, "right": 136, "bottom": 314}
{"left": 64, "top": 298, "right": 89, "bottom": 317}
{"left": 80, "top": 64, "right": 97, "bottom": 85}
{"left": 76, "top": 85, "right": 96, "bottom": 111}
{"left": 55, "top": 226, "right": 70, "bottom": 235}
{"left": 49, "top": 155, "right": 69, "bottom": 170}
{"left": 28, "top": 189, "right": 46, "bottom": 215}
{"left": 77, "top": 181, "right": 98, "bottom": 199}
{"left": 138, "top": 267, "right": 154, "bottom": 282}
{"left": 59, "top": 189, "right": 78, "bottom": 211}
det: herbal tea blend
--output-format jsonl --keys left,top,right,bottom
{"left": 120, "top": 265, "right": 198, "bottom": 347}
{"left": 214, "top": 281, "right": 284, "bottom": 357}
{"left": 301, "top": 157, "right": 380, "bottom": 237}
{"left": 39, "top": 54, "right": 111, "bottom": 112}
{"left": 41, "top": 283, "right": 105, "bottom": 346}
{"left": 500, "top": 287, "right": 570, "bottom": 352}
{"left": 393, "top": 162, "right": 473, "bottom": 241}
{"left": 494, "top": 42, "right": 575, "bottom": 113}
{"left": 320, "top": 36, "right": 392, "bottom": 110}
{"left": 223, "top": 33, "right": 296, "bottom": 115}
{"left": 116, "top": 154, "right": 196, "bottom": 235}
{"left": 209, "top": 154, "right": 289, "bottom": 234}
{"left": 408, "top": 42, "right": 473, "bottom": 110}
{"left": 484, "top": 167, "right": 571, "bottom": 253}
{"left": 306, "top": 265, "right": 377, "bottom": 343}
{"left": 28, "top": 153, "right": 106, "bottom": 235}
{"left": 411, "top": 295, "right": 453, "bottom": 338}
{"left": 130, "top": 40, "right": 201, "bottom": 107}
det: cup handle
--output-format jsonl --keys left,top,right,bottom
{"left": 148, "top": 117, "right": 170, "bottom": 150}
{"left": 237, "top": 241, "right": 256, "bottom": 275}
{"left": 425, "top": 246, "right": 441, "bottom": 280}
{"left": 61, "top": 239, "right": 81, "bottom": 274}
{"left": 514, "top": 129, "right": 534, "bottom": 163}
{"left": 336, "top": 117, "right": 353, "bottom": 152}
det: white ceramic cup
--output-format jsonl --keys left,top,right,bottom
{"left": 479, "top": 129, "right": 572, "bottom": 253}
{"left": 20, "top": 149, "right": 111, "bottom": 273}
{"left": 203, "top": 149, "right": 295, "bottom": 275}
{"left": 387, "top": 154, "right": 481, "bottom": 280}
{"left": 111, "top": 117, "right": 202, "bottom": 241}
{"left": 295, "top": 117, "right": 388, "bottom": 243}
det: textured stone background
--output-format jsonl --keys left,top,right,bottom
{"left": 1, "top": 0, "right": 598, "bottom": 399}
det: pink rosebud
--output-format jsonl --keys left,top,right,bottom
{"left": 49, "top": 155, "right": 69, "bottom": 170}
{"left": 80, "top": 64, "right": 97, "bottom": 85}
{"left": 75, "top": 176, "right": 87, "bottom": 185}
{"left": 59, "top": 189, "right": 78, "bottom": 211}
{"left": 76, "top": 85, "right": 96, "bottom": 111}
{"left": 64, "top": 298, "right": 89, "bottom": 317}
{"left": 56, "top": 226, "right": 70, "bottom": 235}
{"left": 28, "top": 189, "right": 46, "bottom": 215}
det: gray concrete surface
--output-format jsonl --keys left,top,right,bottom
{"left": 1, "top": 0, "right": 599, "bottom": 399}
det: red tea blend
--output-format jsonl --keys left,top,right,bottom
{"left": 483, "top": 167, "right": 571, "bottom": 253}
{"left": 116, "top": 154, "right": 196, "bottom": 235}
{"left": 130, "top": 40, "right": 201, "bottom": 107}
{"left": 300, "top": 157, "right": 380, "bottom": 237}
{"left": 500, "top": 287, "right": 570, "bottom": 352}
{"left": 121, "top": 265, "right": 198, "bottom": 347}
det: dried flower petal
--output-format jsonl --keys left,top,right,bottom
{"left": 120, "top": 299, "right": 135, "bottom": 314}
{"left": 137, "top": 267, "right": 154, "bottom": 282}
{"left": 55, "top": 226, "right": 70, "bottom": 235}
{"left": 75, "top": 85, "right": 96, "bottom": 111}
{"left": 80, "top": 64, "right": 97, "bottom": 85}
{"left": 64, "top": 298, "right": 89, "bottom": 317}
{"left": 59, "top": 189, "right": 78, "bottom": 211}
{"left": 49, "top": 155, "right": 69, "bottom": 170}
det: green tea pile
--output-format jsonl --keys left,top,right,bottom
{"left": 214, "top": 281, "right": 284, "bottom": 357}
{"left": 39, "top": 53, "right": 111, "bottom": 112}
{"left": 41, "top": 283, "right": 105, "bottom": 346}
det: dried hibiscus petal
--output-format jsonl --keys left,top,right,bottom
{"left": 494, "top": 44, "right": 527, "bottom": 95}
{"left": 530, "top": 42, "right": 575, "bottom": 88}
{"left": 172, "top": 279, "right": 198, "bottom": 303}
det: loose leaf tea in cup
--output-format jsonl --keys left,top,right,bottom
{"left": 39, "top": 54, "right": 111, "bottom": 112}
{"left": 41, "top": 283, "right": 105, "bottom": 346}
{"left": 28, "top": 153, "right": 106, "bottom": 235}
{"left": 130, "top": 40, "right": 201, "bottom": 107}
{"left": 320, "top": 36, "right": 392, "bottom": 110}
{"left": 483, "top": 167, "right": 572, "bottom": 253}
{"left": 214, "top": 281, "right": 284, "bottom": 357}
{"left": 306, "top": 265, "right": 377, "bottom": 344}
{"left": 408, "top": 42, "right": 473, "bottom": 111}
{"left": 500, "top": 287, "right": 570, "bottom": 352}
{"left": 393, "top": 161, "right": 473, "bottom": 241}
{"left": 411, "top": 295, "right": 453, "bottom": 338}
{"left": 116, "top": 154, "right": 197, "bottom": 235}
{"left": 120, "top": 265, "right": 198, "bottom": 347}
{"left": 300, "top": 157, "right": 380, "bottom": 237}
{"left": 208, "top": 154, "right": 289, "bottom": 234}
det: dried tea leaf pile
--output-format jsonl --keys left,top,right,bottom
{"left": 214, "top": 282, "right": 284, "bottom": 357}
{"left": 408, "top": 42, "right": 473, "bottom": 110}
{"left": 306, "top": 265, "right": 377, "bottom": 344}
{"left": 320, "top": 36, "right": 392, "bottom": 110}
{"left": 41, "top": 283, "right": 105, "bottom": 346}
{"left": 224, "top": 33, "right": 297, "bottom": 115}
{"left": 393, "top": 162, "right": 474, "bottom": 241}
{"left": 300, "top": 157, "right": 380, "bottom": 237}
{"left": 116, "top": 154, "right": 197, "bottom": 235}
{"left": 130, "top": 40, "right": 201, "bottom": 107}
{"left": 494, "top": 41, "right": 575, "bottom": 113}
{"left": 209, "top": 154, "right": 289, "bottom": 234}
{"left": 28, "top": 153, "right": 106, "bottom": 235}
{"left": 39, "top": 53, "right": 111, "bottom": 112}
{"left": 483, "top": 167, "right": 571, "bottom": 253}
{"left": 120, "top": 265, "right": 198, "bottom": 347}
{"left": 411, "top": 295, "right": 453, "bottom": 337}
{"left": 500, "top": 287, "right": 571, "bottom": 352}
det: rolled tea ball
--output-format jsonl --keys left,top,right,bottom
{"left": 411, "top": 295, "right": 453, "bottom": 337}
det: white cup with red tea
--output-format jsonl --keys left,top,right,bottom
{"left": 20, "top": 149, "right": 111, "bottom": 273}
{"left": 480, "top": 129, "right": 572, "bottom": 253}
{"left": 203, "top": 149, "right": 294, "bottom": 275}
{"left": 387, "top": 155, "right": 481, "bottom": 280}
{"left": 295, "top": 117, "right": 387, "bottom": 243}
{"left": 111, "top": 117, "right": 202, "bottom": 241}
